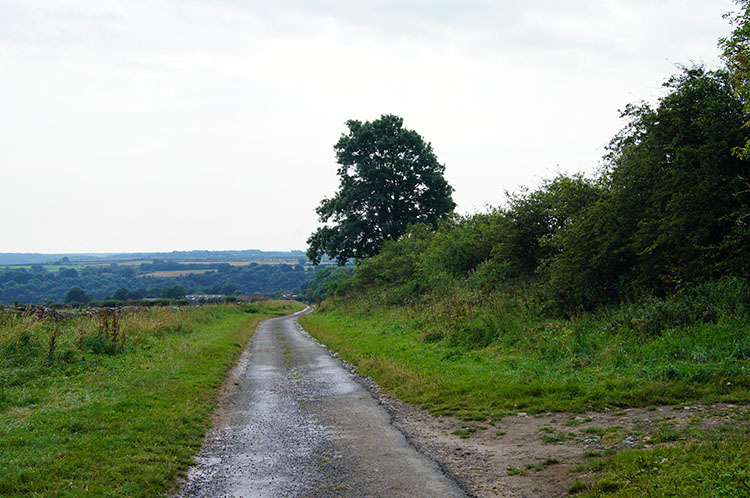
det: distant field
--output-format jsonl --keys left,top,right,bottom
{"left": 70, "top": 259, "right": 301, "bottom": 267}
{"left": 138, "top": 269, "right": 216, "bottom": 278}
{"left": 72, "top": 260, "right": 145, "bottom": 267}
{"left": 0, "top": 265, "right": 74, "bottom": 272}
{"left": 0, "top": 259, "right": 305, "bottom": 273}
{"left": 186, "top": 260, "right": 302, "bottom": 266}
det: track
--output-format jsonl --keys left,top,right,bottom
{"left": 174, "top": 308, "right": 466, "bottom": 498}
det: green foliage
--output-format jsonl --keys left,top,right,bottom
{"left": 299, "top": 265, "right": 355, "bottom": 302}
{"left": 577, "top": 420, "right": 749, "bottom": 497}
{"left": 160, "top": 285, "right": 186, "bottom": 299}
{"left": 64, "top": 286, "right": 90, "bottom": 304}
{"left": 501, "top": 174, "right": 601, "bottom": 277}
{"left": 113, "top": 287, "right": 129, "bottom": 301}
{"left": 599, "top": 277, "right": 749, "bottom": 338}
{"left": 342, "top": 68, "right": 749, "bottom": 315}
{"left": 546, "top": 67, "right": 750, "bottom": 310}
{"left": 720, "top": 0, "right": 750, "bottom": 158}
{"left": 301, "top": 292, "right": 749, "bottom": 416}
{"left": 307, "top": 114, "right": 455, "bottom": 265}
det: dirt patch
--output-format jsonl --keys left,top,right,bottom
{"left": 356, "top": 377, "right": 745, "bottom": 497}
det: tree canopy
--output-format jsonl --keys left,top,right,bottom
{"left": 720, "top": 0, "right": 750, "bottom": 157}
{"left": 307, "top": 114, "right": 455, "bottom": 265}
{"left": 64, "top": 286, "right": 91, "bottom": 304}
{"left": 324, "top": 67, "right": 750, "bottom": 313}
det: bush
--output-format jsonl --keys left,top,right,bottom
{"left": 603, "top": 277, "right": 749, "bottom": 336}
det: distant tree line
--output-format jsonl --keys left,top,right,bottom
{"left": 0, "top": 262, "right": 314, "bottom": 305}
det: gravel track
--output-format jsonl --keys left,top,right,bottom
{"left": 173, "top": 308, "right": 466, "bottom": 498}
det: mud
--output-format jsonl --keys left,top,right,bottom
{"left": 365, "top": 381, "right": 744, "bottom": 497}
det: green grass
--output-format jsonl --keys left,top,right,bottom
{"left": 299, "top": 304, "right": 749, "bottom": 418}
{"left": 300, "top": 297, "right": 749, "bottom": 496}
{"left": 576, "top": 414, "right": 749, "bottom": 497}
{"left": 451, "top": 425, "right": 477, "bottom": 438}
{"left": 0, "top": 301, "right": 303, "bottom": 497}
{"left": 506, "top": 466, "right": 527, "bottom": 476}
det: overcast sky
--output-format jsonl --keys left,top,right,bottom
{"left": 0, "top": 0, "right": 737, "bottom": 253}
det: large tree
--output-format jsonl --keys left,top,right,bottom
{"left": 64, "top": 286, "right": 90, "bottom": 304}
{"left": 307, "top": 114, "right": 455, "bottom": 264}
{"left": 720, "top": 0, "right": 750, "bottom": 157}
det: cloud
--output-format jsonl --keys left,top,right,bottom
{"left": 0, "top": 0, "right": 736, "bottom": 252}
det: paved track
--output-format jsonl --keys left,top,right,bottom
{"left": 174, "top": 308, "right": 466, "bottom": 498}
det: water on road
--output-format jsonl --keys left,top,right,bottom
{"left": 174, "top": 308, "right": 466, "bottom": 498}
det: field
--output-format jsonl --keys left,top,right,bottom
{"left": 179, "top": 260, "right": 303, "bottom": 266}
{"left": 0, "top": 265, "right": 77, "bottom": 272}
{"left": 0, "top": 300, "right": 304, "bottom": 497}
{"left": 0, "top": 256, "right": 307, "bottom": 274}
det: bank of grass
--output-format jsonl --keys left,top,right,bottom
{"left": 300, "top": 298, "right": 748, "bottom": 417}
{"left": 0, "top": 300, "right": 303, "bottom": 498}
{"left": 300, "top": 290, "right": 748, "bottom": 496}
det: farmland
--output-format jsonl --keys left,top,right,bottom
{"left": 0, "top": 250, "right": 317, "bottom": 305}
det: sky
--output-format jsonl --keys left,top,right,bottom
{"left": 0, "top": 0, "right": 737, "bottom": 253}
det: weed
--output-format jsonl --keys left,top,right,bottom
{"left": 565, "top": 417, "right": 592, "bottom": 427}
{"left": 47, "top": 325, "right": 58, "bottom": 359}
{"left": 655, "top": 427, "right": 681, "bottom": 442}
{"left": 568, "top": 479, "right": 587, "bottom": 494}
{"left": 452, "top": 425, "right": 477, "bottom": 438}
{"left": 583, "top": 427, "right": 605, "bottom": 436}
{"left": 507, "top": 466, "right": 527, "bottom": 476}
{"left": 542, "top": 433, "right": 568, "bottom": 444}
{"left": 300, "top": 300, "right": 750, "bottom": 417}
{"left": 595, "top": 478, "right": 623, "bottom": 492}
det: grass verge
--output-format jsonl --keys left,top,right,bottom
{"left": 0, "top": 301, "right": 303, "bottom": 497}
{"left": 299, "top": 299, "right": 748, "bottom": 496}
{"left": 299, "top": 304, "right": 748, "bottom": 417}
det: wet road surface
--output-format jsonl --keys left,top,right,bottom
{"left": 174, "top": 308, "right": 466, "bottom": 498}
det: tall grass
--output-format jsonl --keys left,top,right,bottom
{"left": 0, "top": 301, "right": 303, "bottom": 497}
{"left": 302, "top": 278, "right": 749, "bottom": 416}
{"left": 301, "top": 281, "right": 748, "bottom": 495}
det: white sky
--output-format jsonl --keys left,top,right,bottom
{"left": 0, "top": 0, "right": 736, "bottom": 253}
